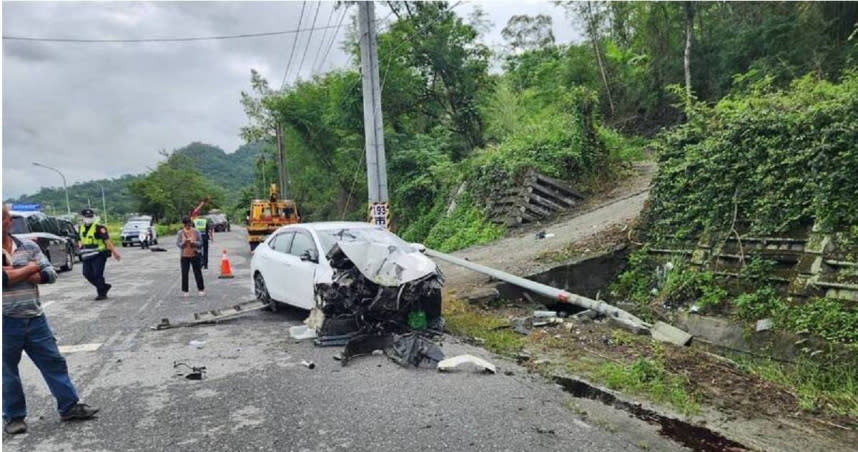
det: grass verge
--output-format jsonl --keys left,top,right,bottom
{"left": 733, "top": 355, "right": 858, "bottom": 418}
{"left": 443, "top": 296, "right": 699, "bottom": 415}
{"left": 442, "top": 297, "right": 525, "bottom": 357}
{"left": 593, "top": 356, "right": 700, "bottom": 416}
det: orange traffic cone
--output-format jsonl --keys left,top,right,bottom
{"left": 218, "top": 249, "right": 234, "bottom": 279}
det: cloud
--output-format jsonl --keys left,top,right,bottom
{"left": 2, "top": 1, "right": 582, "bottom": 200}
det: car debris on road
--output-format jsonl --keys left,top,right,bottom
{"left": 438, "top": 354, "right": 497, "bottom": 374}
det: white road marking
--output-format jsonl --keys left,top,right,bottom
{"left": 58, "top": 343, "right": 102, "bottom": 354}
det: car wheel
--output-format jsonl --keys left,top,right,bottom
{"left": 122, "top": 242, "right": 127, "bottom": 247}
{"left": 254, "top": 272, "right": 276, "bottom": 312}
{"left": 61, "top": 248, "right": 74, "bottom": 272}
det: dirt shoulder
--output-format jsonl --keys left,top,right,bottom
{"left": 437, "top": 160, "right": 858, "bottom": 451}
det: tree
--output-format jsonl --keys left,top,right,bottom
{"left": 382, "top": 2, "right": 492, "bottom": 157}
{"left": 501, "top": 15, "right": 555, "bottom": 54}
{"left": 128, "top": 151, "right": 225, "bottom": 223}
{"left": 558, "top": 1, "right": 615, "bottom": 116}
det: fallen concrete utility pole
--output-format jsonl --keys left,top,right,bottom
{"left": 425, "top": 249, "right": 651, "bottom": 332}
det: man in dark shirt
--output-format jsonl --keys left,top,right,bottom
{"left": 78, "top": 208, "right": 120, "bottom": 300}
{"left": 3, "top": 204, "right": 99, "bottom": 434}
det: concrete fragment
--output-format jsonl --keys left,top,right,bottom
{"left": 464, "top": 287, "right": 500, "bottom": 304}
{"left": 650, "top": 321, "right": 692, "bottom": 346}
{"left": 437, "top": 354, "right": 496, "bottom": 374}
{"left": 533, "top": 318, "right": 563, "bottom": 327}
{"left": 608, "top": 317, "right": 649, "bottom": 335}
{"left": 533, "top": 310, "right": 558, "bottom": 318}
{"left": 755, "top": 318, "right": 774, "bottom": 332}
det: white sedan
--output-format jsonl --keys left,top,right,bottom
{"left": 250, "top": 222, "right": 433, "bottom": 310}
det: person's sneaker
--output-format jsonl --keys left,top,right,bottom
{"left": 198, "top": 291, "right": 206, "bottom": 297}
{"left": 4, "top": 419, "right": 27, "bottom": 435}
{"left": 94, "top": 295, "right": 107, "bottom": 301}
{"left": 60, "top": 403, "right": 99, "bottom": 421}
{"left": 183, "top": 292, "right": 190, "bottom": 298}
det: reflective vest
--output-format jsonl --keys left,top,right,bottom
{"left": 194, "top": 218, "right": 207, "bottom": 232}
{"left": 79, "top": 224, "right": 107, "bottom": 251}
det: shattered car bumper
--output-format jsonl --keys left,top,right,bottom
{"left": 314, "top": 239, "right": 445, "bottom": 368}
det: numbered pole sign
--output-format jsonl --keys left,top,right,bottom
{"left": 368, "top": 202, "right": 390, "bottom": 229}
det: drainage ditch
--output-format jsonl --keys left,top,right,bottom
{"left": 554, "top": 375, "right": 748, "bottom": 451}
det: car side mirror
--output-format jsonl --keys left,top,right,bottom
{"left": 300, "top": 249, "right": 318, "bottom": 263}
{"left": 410, "top": 242, "right": 427, "bottom": 253}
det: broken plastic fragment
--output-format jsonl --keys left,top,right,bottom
{"left": 437, "top": 354, "right": 496, "bottom": 374}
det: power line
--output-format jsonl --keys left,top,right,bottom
{"left": 310, "top": 3, "right": 338, "bottom": 76}
{"left": 281, "top": 1, "right": 307, "bottom": 89}
{"left": 313, "top": 5, "right": 350, "bottom": 74}
{"left": 295, "top": 2, "right": 322, "bottom": 82}
{"left": 3, "top": 23, "right": 341, "bottom": 44}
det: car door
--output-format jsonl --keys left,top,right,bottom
{"left": 285, "top": 228, "right": 319, "bottom": 309}
{"left": 263, "top": 231, "right": 294, "bottom": 303}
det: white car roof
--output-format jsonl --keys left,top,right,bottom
{"left": 282, "top": 222, "right": 379, "bottom": 232}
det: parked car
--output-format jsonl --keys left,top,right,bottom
{"left": 206, "top": 212, "right": 230, "bottom": 232}
{"left": 120, "top": 216, "right": 158, "bottom": 247}
{"left": 9, "top": 212, "right": 75, "bottom": 271}
{"left": 53, "top": 217, "right": 81, "bottom": 260}
{"left": 249, "top": 222, "right": 434, "bottom": 310}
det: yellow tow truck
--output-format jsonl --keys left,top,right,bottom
{"left": 246, "top": 184, "right": 299, "bottom": 251}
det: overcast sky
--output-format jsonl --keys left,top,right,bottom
{"left": 2, "top": 1, "right": 582, "bottom": 199}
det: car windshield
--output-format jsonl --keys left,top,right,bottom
{"left": 316, "top": 227, "right": 412, "bottom": 255}
{"left": 123, "top": 221, "right": 149, "bottom": 231}
{"left": 10, "top": 217, "right": 29, "bottom": 234}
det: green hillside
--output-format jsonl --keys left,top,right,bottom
{"left": 4, "top": 142, "right": 261, "bottom": 219}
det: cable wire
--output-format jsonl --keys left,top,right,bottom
{"left": 3, "top": 24, "right": 340, "bottom": 44}
{"left": 294, "top": 1, "right": 321, "bottom": 82}
{"left": 313, "top": 5, "right": 350, "bottom": 74}
{"left": 310, "top": 3, "right": 338, "bottom": 76}
{"left": 281, "top": 1, "right": 307, "bottom": 89}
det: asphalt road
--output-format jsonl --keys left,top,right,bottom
{"left": 4, "top": 227, "right": 683, "bottom": 451}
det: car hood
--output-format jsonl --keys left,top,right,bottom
{"left": 335, "top": 240, "right": 438, "bottom": 286}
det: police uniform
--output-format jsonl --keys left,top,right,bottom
{"left": 79, "top": 209, "right": 113, "bottom": 300}
{"left": 193, "top": 217, "right": 210, "bottom": 269}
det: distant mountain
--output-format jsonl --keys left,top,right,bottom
{"left": 5, "top": 142, "right": 261, "bottom": 218}
{"left": 173, "top": 141, "right": 261, "bottom": 195}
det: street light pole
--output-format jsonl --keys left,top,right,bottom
{"left": 32, "top": 162, "right": 71, "bottom": 216}
{"left": 96, "top": 183, "right": 107, "bottom": 222}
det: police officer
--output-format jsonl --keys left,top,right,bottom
{"left": 193, "top": 216, "right": 212, "bottom": 269}
{"left": 78, "top": 209, "right": 120, "bottom": 300}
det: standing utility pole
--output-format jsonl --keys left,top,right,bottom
{"left": 358, "top": 1, "right": 390, "bottom": 228}
{"left": 96, "top": 183, "right": 107, "bottom": 222}
{"left": 275, "top": 122, "right": 289, "bottom": 199}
